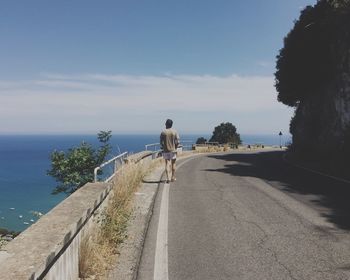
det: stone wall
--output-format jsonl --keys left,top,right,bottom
{"left": 0, "top": 151, "right": 155, "bottom": 280}
{"left": 0, "top": 182, "right": 111, "bottom": 280}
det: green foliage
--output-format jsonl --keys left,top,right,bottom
{"left": 329, "top": 0, "right": 350, "bottom": 8}
{"left": 342, "top": 125, "right": 350, "bottom": 156}
{"left": 0, "top": 227, "right": 20, "bottom": 237}
{"left": 275, "top": 0, "right": 350, "bottom": 107}
{"left": 97, "top": 130, "right": 112, "bottom": 164}
{"left": 209, "top": 122, "right": 241, "bottom": 144}
{"left": 48, "top": 131, "right": 112, "bottom": 195}
{"left": 196, "top": 137, "right": 207, "bottom": 144}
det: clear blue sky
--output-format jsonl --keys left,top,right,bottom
{"left": 0, "top": 0, "right": 316, "bottom": 134}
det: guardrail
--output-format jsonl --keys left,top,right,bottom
{"left": 94, "top": 152, "right": 128, "bottom": 182}
{"left": 146, "top": 141, "right": 194, "bottom": 151}
{"left": 145, "top": 143, "right": 162, "bottom": 159}
{"left": 0, "top": 181, "right": 112, "bottom": 280}
{"left": 0, "top": 146, "right": 175, "bottom": 279}
{"left": 180, "top": 140, "right": 194, "bottom": 151}
{"left": 145, "top": 143, "right": 161, "bottom": 151}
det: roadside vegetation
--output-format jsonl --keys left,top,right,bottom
{"left": 275, "top": 1, "right": 350, "bottom": 154}
{"left": 0, "top": 228, "right": 20, "bottom": 249}
{"left": 275, "top": 0, "right": 350, "bottom": 179}
{"left": 78, "top": 159, "right": 159, "bottom": 279}
{"left": 209, "top": 122, "right": 241, "bottom": 145}
{"left": 196, "top": 122, "right": 241, "bottom": 150}
{"left": 0, "top": 237, "right": 7, "bottom": 249}
{"left": 48, "top": 131, "right": 113, "bottom": 195}
{"left": 196, "top": 137, "right": 207, "bottom": 144}
{"left": 194, "top": 145, "right": 231, "bottom": 153}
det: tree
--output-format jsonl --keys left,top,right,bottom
{"left": 48, "top": 131, "right": 112, "bottom": 195}
{"left": 209, "top": 122, "right": 241, "bottom": 145}
{"left": 275, "top": 0, "right": 350, "bottom": 107}
{"left": 196, "top": 137, "right": 207, "bottom": 144}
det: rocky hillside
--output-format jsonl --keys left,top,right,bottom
{"left": 275, "top": 0, "right": 350, "bottom": 159}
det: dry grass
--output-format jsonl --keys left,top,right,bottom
{"left": 193, "top": 145, "right": 231, "bottom": 153}
{"left": 0, "top": 238, "right": 7, "bottom": 249}
{"left": 79, "top": 162, "right": 149, "bottom": 280}
{"left": 79, "top": 233, "right": 107, "bottom": 279}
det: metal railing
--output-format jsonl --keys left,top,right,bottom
{"left": 94, "top": 151, "right": 128, "bottom": 182}
{"left": 145, "top": 143, "right": 161, "bottom": 151}
{"left": 145, "top": 143, "right": 162, "bottom": 159}
{"left": 145, "top": 141, "right": 195, "bottom": 152}
{"left": 180, "top": 140, "right": 194, "bottom": 151}
{"left": 94, "top": 139, "right": 195, "bottom": 183}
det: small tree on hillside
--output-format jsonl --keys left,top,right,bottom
{"left": 48, "top": 131, "right": 112, "bottom": 195}
{"left": 196, "top": 137, "right": 207, "bottom": 144}
{"left": 209, "top": 122, "right": 241, "bottom": 145}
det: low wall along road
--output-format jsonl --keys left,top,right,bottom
{"left": 0, "top": 150, "right": 158, "bottom": 280}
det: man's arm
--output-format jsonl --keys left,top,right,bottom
{"left": 160, "top": 133, "right": 164, "bottom": 150}
{"left": 175, "top": 132, "right": 179, "bottom": 149}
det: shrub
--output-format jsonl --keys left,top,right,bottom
{"left": 48, "top": 131, "right": 112, "bottom": 194}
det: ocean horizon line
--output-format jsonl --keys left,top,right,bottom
{"left": 0, "top": 132, "right": 291, "bottom": 136}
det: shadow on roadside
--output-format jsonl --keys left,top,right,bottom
{"left": 142, "top": 179, "right": 166, "bottom": 184}
{"left": 205, "top": 151, "right": 350, "bottom": 230}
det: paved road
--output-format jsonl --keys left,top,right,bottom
{"left": 137, "top": 150, "right": 350, "bottom": 280}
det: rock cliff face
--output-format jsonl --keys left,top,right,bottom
{"left": 274, "top": 1, "right": 350, "bottom": 159}
{"left": 290, "top": 39, "right": 350, "bottom": 158}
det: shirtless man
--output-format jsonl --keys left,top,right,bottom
{"left": 160, "top": 119, "right": 180, "bottom": 183}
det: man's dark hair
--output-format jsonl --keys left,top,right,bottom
{"left": 165, "top": 119, "right": 173, "bottom": 128}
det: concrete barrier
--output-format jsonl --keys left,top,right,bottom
{"left": 0, "top": 182, "right": 111, "bottom": 280}
{"left": 124, "top": 151, "right": 154, "bottom": 164}
{"left": 0, "top": 151, "right": 155, "bottom": 280}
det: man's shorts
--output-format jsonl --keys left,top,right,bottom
{"left": 162, "top": 152, "right": 177, "bottom": 160}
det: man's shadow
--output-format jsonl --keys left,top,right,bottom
{"left": 142, "top": 179, "right": 167, "bottom": 184}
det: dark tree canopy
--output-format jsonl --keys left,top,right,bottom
{"left": 48, "top": 131, "right": 112, "bottom": 194}
{"left": 196, "top": 137, "right": 207, "bottom": 144}
{"left": 275, "top": 0, "right": 350, "bottom": 107}
{"left": 209, "top": 122, "right": 241, "bottom": 144}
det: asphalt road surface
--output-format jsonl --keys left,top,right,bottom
{"left": 137, "top": 150, "right": 350, "bottom": 280}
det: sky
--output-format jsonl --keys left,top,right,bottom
{"left": 0, "top": 0, "right": 317, "bottom": 135}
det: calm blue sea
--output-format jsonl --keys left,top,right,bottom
{"left": 0, "top": 133, "right": 290, "bottom": 232}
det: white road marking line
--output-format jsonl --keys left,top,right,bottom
{"left": 283, "top": 153, "right": 350, "bottom": 184}
{"left": 153, "top": 182, "right": 169, "bottom": 280}
{"left": 153, "top": 157, "right": 199, "bottom": 280}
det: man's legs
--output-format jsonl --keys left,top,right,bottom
{"left": 171, "top": 159, "right": 176, "bottom": 181}
{"left": 164, "top": 159, "right": 170, "bottom": 182}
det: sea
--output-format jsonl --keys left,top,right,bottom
{"left": 0, "top": 133, "right": 290, "bottom": 232}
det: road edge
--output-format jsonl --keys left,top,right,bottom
{"left": 106, "top": 164, "right": 165, "bottom": 280}
{"left": 283, "top": 152, "right": 350, "bottom": 184}
{"left": 105, "top": 153, "right": 208, "bottom": 280}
